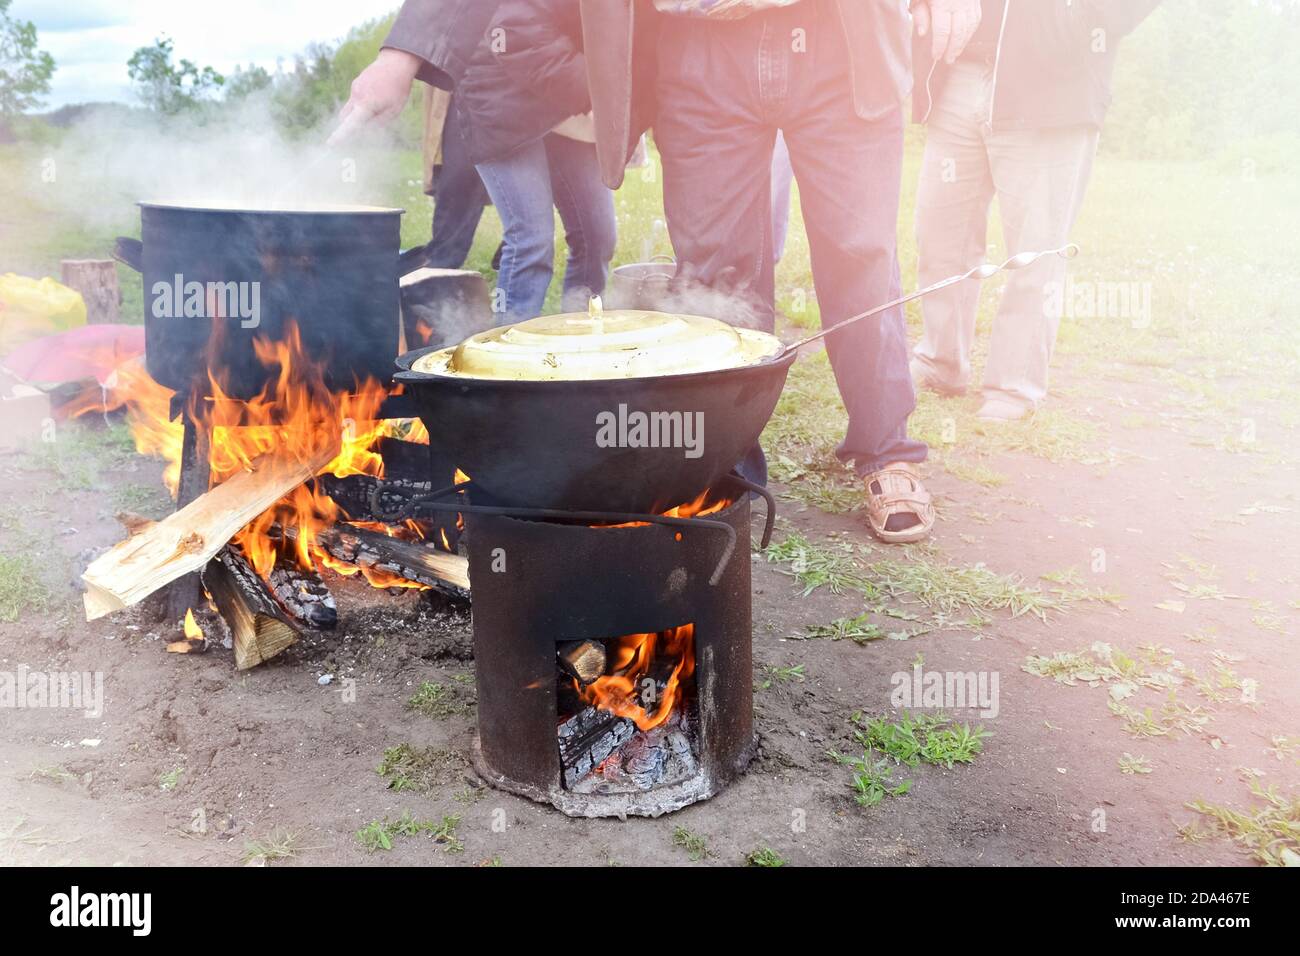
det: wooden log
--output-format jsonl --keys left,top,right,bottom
{"left": 81, "top": 439, "right": 339, "bottom": 620}
{"left": 202, "top": 547, "right": 300, "bottom": 670}
{"left": 60, "top": 259, "right": 120, "bottom": 325}
{"left": 558, "top": 706, "right": 635, "bottom": 789}
{"left": 317, "top": 523, "right": 470, "bottom": 595}
{"left": 165, "top": 415, "right": 209, "bottom": 626}
{"left": 267, "top": 560, "right": 337, "bottom": 630}
{"left": 557, "top": 640, "right": 607, "bottom": 684}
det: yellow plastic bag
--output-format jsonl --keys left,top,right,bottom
{"left": 0, "top": 274, "right": 88, "bottom": 356}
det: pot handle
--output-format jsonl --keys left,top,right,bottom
{"left": 113, "top": 237, "right": 144, "bottom": 273}
{"left": 397, "top": 244, "right": 431, "bottom": 279}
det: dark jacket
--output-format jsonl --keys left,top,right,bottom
{"left": 912, "top": 0, "right": 1162, "bottom": 130}
{"left": 582, "top": 0, "right": 915, "bottom": 188}
{"left": 455, "top": 0, "right": 592, "bottom": 165}
{"left": 384, "top": 0, "right": 502, "bottom": 91}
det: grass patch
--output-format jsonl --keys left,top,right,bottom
{"left": 376, "top": 743, "right": 465, "bottom": 793}
{"left": 0, "top": 553, "right": 52, "bottom": 622}
{"left": 803, "top": 613, "right": 885, "bottom": 646}
{"left": 763, "top": 531, "right": 878, "bottom": 598}
{"left": 870, "top": 551, "right": 1067, "bottom": 622}
{"left": 672, "top": 826, "right": 710, "bottom": 862}
{"left": 1118, "top": 753, "right": 1154, "bottom": 775}
{"left": 1187, "top": 775, "right": 1300, "bottom": 867}
{"left": 744, "top": 847, "right": 787, "bottom": 868}
{"left": 831, "top": 712, "right": 989, "bottom": 808}
{"left": 356, "top": 811, "right": 463, "bottom": 854}
{"left": 757, "top": 663, "right": 806, "bottom": 688}
{"left": 406, "top": 680, "right": 473, "bottom": 718}
{"left": 158, "top": 767, "right": 183, "bottom": 792}
{"left": 241, "top": 829, "right": 302, "bottom": 864}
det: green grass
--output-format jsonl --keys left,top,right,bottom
{"left": 672, "top": 826, "right": 710, "bottom": 862}
{"left": 762, "top": 530, "right": 878, "bottom": 598}
{"left": 406, "top": 680, "right": 473, "bottom": 719}
{"left": 376, "top": 743, "right": 464, "bottom": 793}
{"left": 0, "top": 553, "right": 51, "bottom": 622}
{"left": 1187, "top": 775, "right": 1300, "bottom": 867}
{"left": 744, "top": 847, "right": 788, "bottom": 868}
{"left": 831, "top": 712, "right": 989, "bottom": 809}
{"left": 869, "top": 551, "right": 1069, "bottom": 622}
{"left": 356, "top": 811, "right": 463, "bottom": 854}
{"left": 158, "top": 767, "right": 183, "bottom": 792}
{"left": 803, "top": 613, "right": 885, "bottom": 646}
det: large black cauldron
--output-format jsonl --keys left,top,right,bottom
{"left": 115, "top": 202, "right": 414, "bottom": 400}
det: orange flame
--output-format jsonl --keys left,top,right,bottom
{"left": 72, "top": 322, "right": 434, "bottom": 590}
{"left": 576, "top": 624, "right": 694, "bottom": 731}
{"left": 183, "top": 608, "right": 204, "bottom": 640}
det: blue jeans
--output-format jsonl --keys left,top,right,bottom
{"left": 654, "top": 0, "right": 927, "bottom": 475}
{"left": 475, "top": 133, "right": 617, "bottom": 323}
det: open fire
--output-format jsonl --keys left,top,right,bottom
{"left": 71, "top": 322, "right": 437, "bottom": 594}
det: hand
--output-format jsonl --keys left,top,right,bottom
{"left": 913, "top": 0, "right": 982, "bottom": 65}
{"left": 328, "top": 48, "right": 422, "bottom": 145}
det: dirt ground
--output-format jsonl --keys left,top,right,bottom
{"left": 1, "top": 347, "right": 1296, "bottom": 868}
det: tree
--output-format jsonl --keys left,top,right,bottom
{"left": 0, "top": 0, "right": 56, "bottom": 117}
{"left": 225, "top": 63, "right": 273, "bottom": 102}
{"left": 127, "top": 37, "right": 224, "bottom": 114}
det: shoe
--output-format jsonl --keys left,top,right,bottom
{"left": 910, "top": 358, "right": 964, "bottom": 397}
{"left": 976, "top": 398, "right": 1029, "bottom": 422}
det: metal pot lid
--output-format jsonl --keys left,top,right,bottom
{"left": 410, "top": 303, "right": 781, "bottom": 381}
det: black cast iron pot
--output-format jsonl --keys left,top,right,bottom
{"left": 115, "top": 202, "right": 420, "bottom": 400}
{"left": 392, "top": 346, "right": 797, "bottom": 515}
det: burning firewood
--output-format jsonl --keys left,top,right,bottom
{"left": 267, "top": 560, "right": 338, "bottom": 630}
{"left": 166, "top": 608, "right": 209, "bottom": 655}
{"left": 558, "top": 707, "right": 635, "bottom": 789}
{"left": 81, "top": 441, "right": 340, "bottom": 621}
{"left": 557, "top": 640, "right": 607, "bottom": 684}
{"left": 317, "top": 523, "right": 470, "bottom": 597}
{"left": 202, "top": 547, "right": 300, "bottom": 671}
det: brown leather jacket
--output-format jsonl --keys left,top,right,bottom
{"left": 581, "top": 0, "right": 914, "bottom": 187}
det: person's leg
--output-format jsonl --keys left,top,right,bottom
{"left": 777, "top": 1, "right": 926, "bottom": 479}
{"left": 771, "top": 131, "right": 794, "bottom": 264}
{"left": 544, "top": 133, "right": 618, "bottom": 313}
{"left": 653, "top": 14, "right": 778, "bottom": 331}
{"left": 474, "top": 138, "right": 558, "bottom": 323}
{"left": 981, "top": 125, "right": 1100, "bottom": 412}
{"left": 425, "top": 98, "right": 490, "bottom": 270}
{"left": 912, "top": 61, "right": 997, "bottom": 394}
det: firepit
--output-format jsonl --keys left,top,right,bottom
{"left": 377, "top": 475, "right": 773, "bottom": 817}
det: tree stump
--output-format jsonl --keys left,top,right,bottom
{"left": 60, "top": 259, "right": 121, "bottom": 325}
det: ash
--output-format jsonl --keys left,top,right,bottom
{"left": 569, "top": 709, "right": 699, "bottom": 795}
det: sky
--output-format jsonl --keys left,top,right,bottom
{"left": 12, "top": 0, "right": 401, "bottom": 110}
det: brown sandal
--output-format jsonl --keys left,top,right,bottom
{"left": 863, "top": 462, "right": 935, "bottom": 544}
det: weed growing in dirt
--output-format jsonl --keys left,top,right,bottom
{"left": 406, "top": 680, "right": 473, "bottom": 718}
{"left": 852, "top": 712, "right": 991, "bottom": 769}
{"left": 831, "top": 712, "right": 989, "bottom": 809}
{"left": 158, "top": 767, "right": 183, "bottom": 792}
{"left": 356, "top": 811, "right": 463, "bottom": 854}
{"left": 803, "top": 612, "right": 885, "bottom": 645}
{"left": 242, "top": 829, "right": 301, "bottom": 864}
{"left": 830, "top": 750, "right": 912, "bottom": 807}
{"left": 745, "top": 847, "right": 787, "bottom": 867}
{"left": 672, "top": 826, "right": 710, "bottom": 862}
{"left": 0, "top": 553, "right": 51, "bottom": 622}
{"left": 1186, "top": 774, "right": 1300, "bottom": 866}
{"left": 870, "top": 551, "right": 1067, "bottom": 621}
{"left": 1119, "top": 753, "right": 1154, "bottom": 775}
{"left": 376, "top": 743, "right": 464, "bottom": 793}
{"left": 757, "top": 663, "right": 806, "bottom": 689}
{"left": 763, "top": 530, "right": 878, "bottom": 597}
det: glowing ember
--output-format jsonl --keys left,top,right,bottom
{"left": 577, "top": 624, "right": 695, "bottom": 731}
